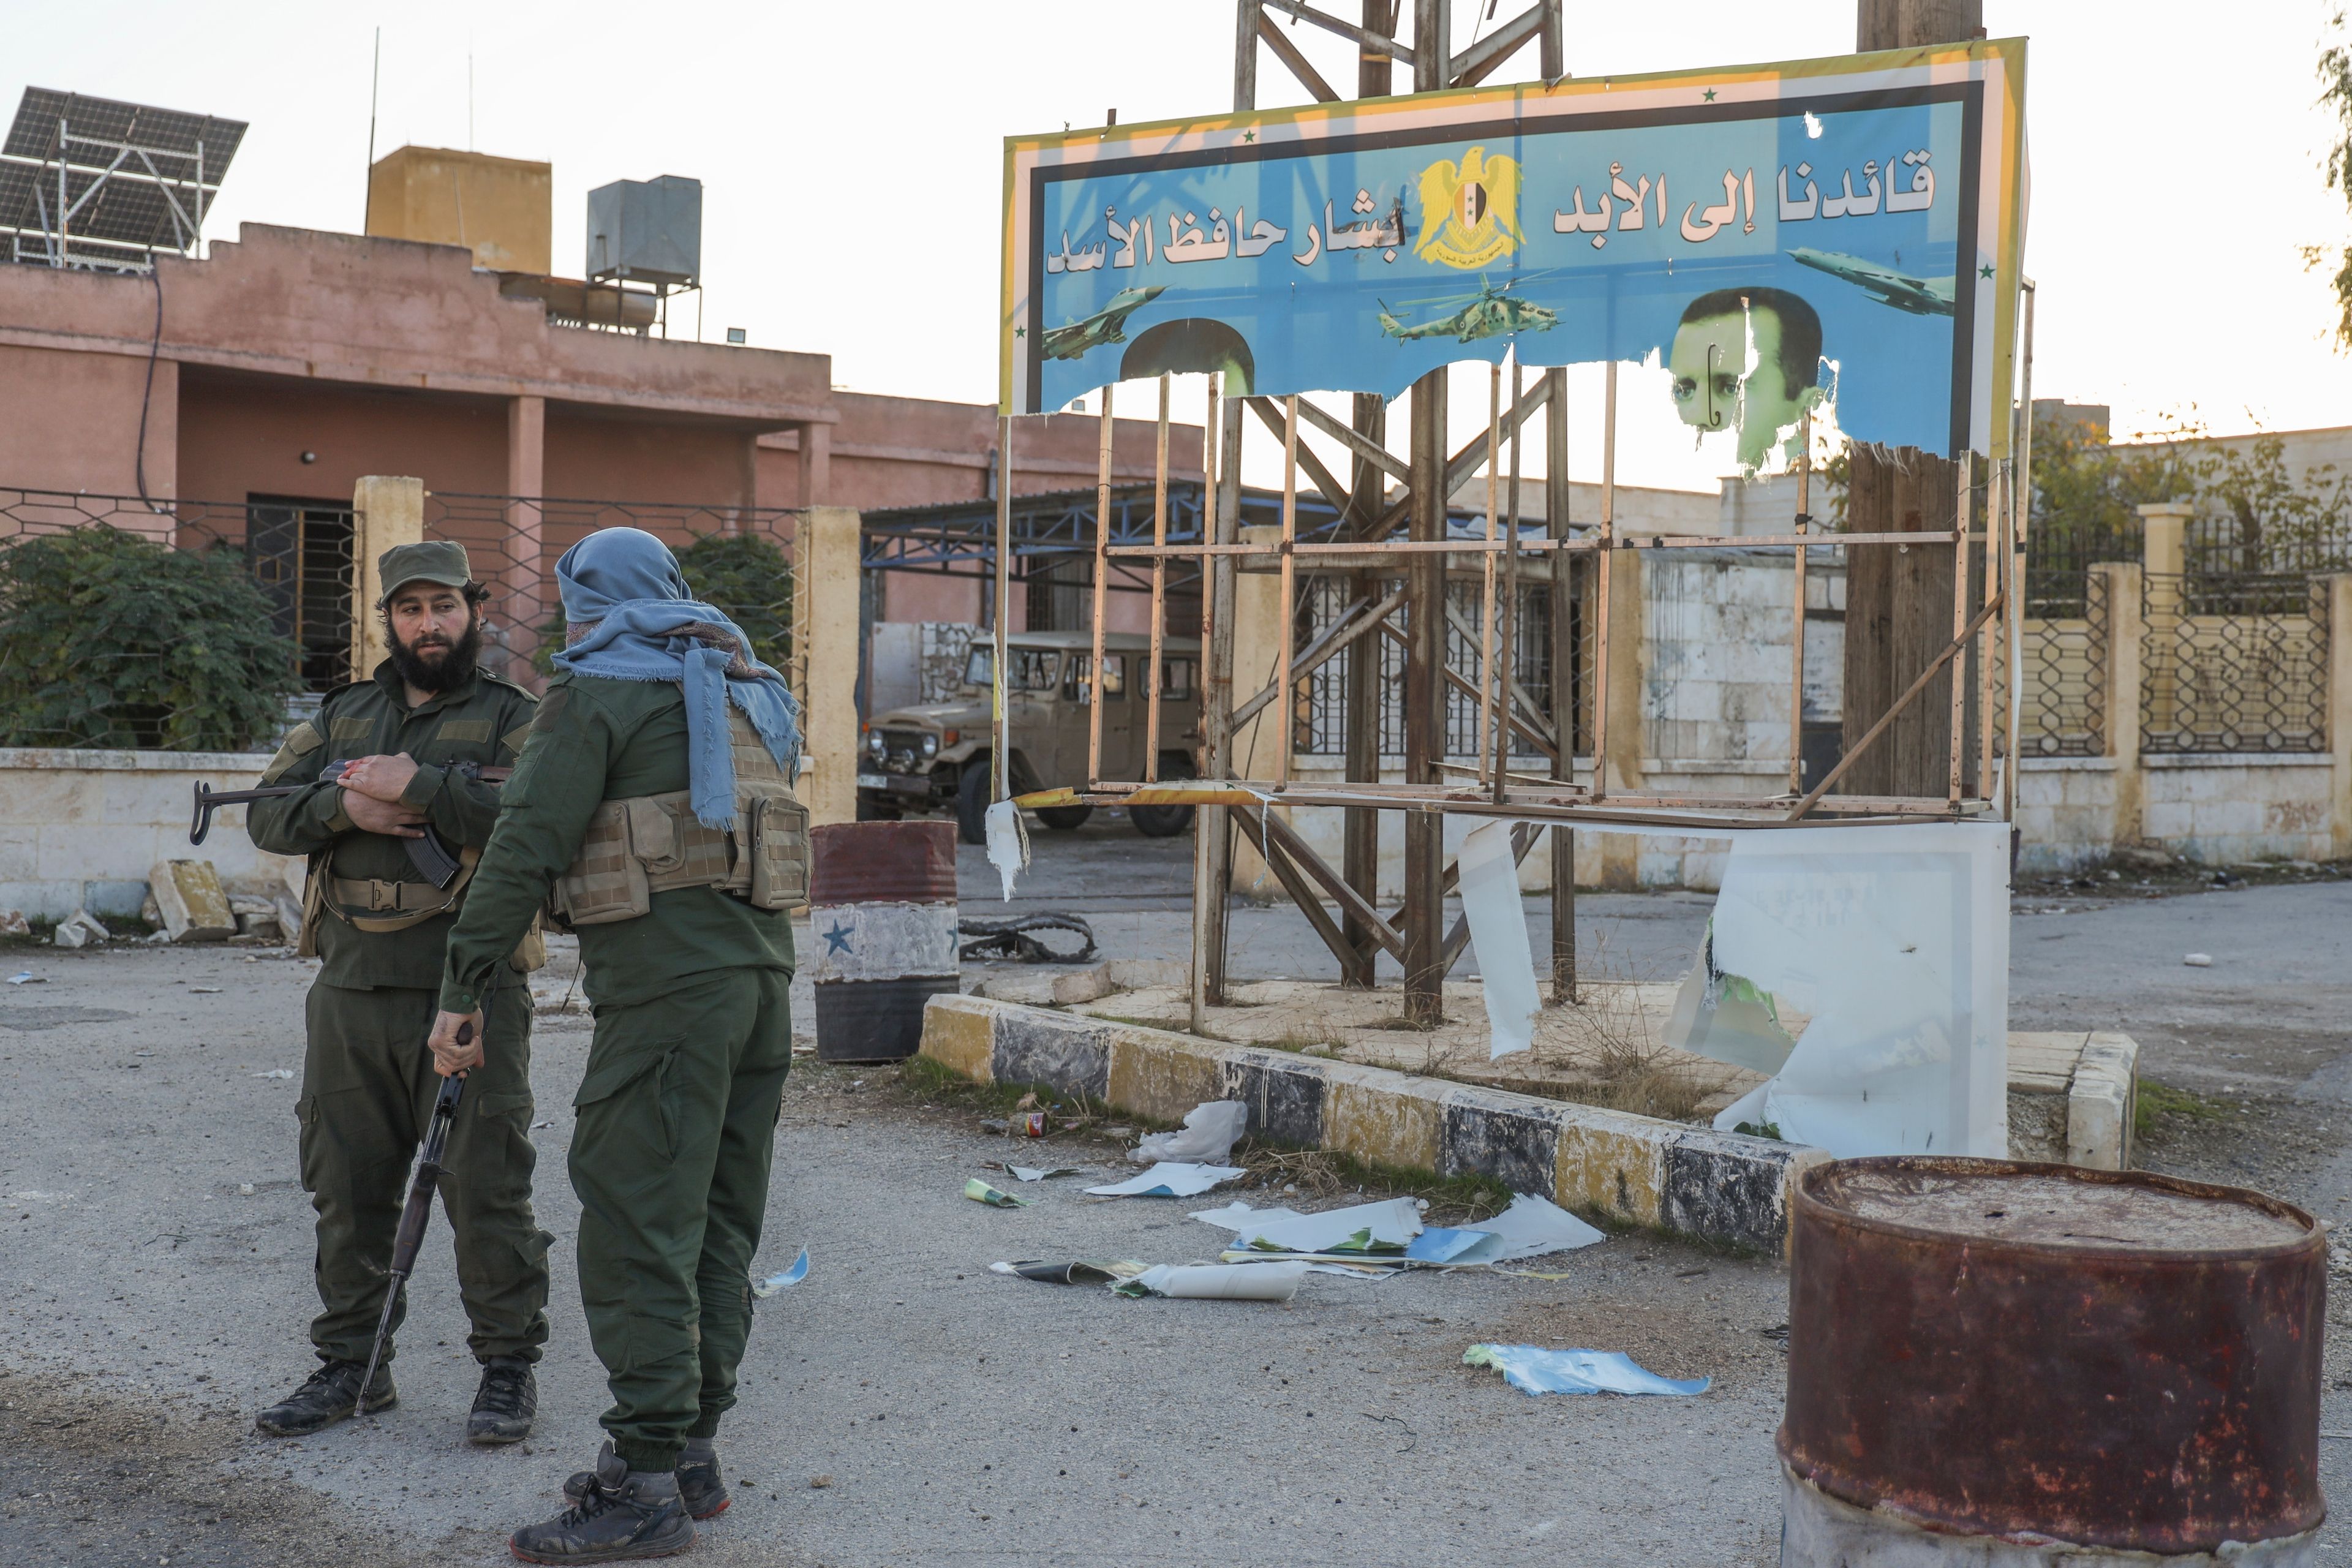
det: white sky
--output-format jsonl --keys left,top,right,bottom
{"left": 7, "top": 1, "right": 2350, "bottom": 496}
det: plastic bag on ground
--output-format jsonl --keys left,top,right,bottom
{"left": 1131, "top": 1100, "right": 1248, "bottom": 1165}
{"left": 1463, "top": 1344, "right": 1709, "bottom": 1396}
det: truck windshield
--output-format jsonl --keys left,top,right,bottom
{"left": 965, "top": 646, "right": 1059, "bottom": 690}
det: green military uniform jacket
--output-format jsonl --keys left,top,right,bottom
{"left": 248, "top": 662, "right": 537, "bottom": 992}
{"left": 440, "top": 672, "right": 796, "bottom": 1017}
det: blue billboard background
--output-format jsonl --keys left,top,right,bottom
{"left": 1026, "top": 96, "right": 1973, "bottom": 458}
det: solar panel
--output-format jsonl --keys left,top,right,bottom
{"left": 1, "top": 86, "right": 246, "bottom": 262}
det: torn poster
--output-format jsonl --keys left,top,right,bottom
{"left": 1085, "top": 1162, "right": 1245, "bottom": 1198}
{"left": 983, "top": 799, "right": 1028, "bottom": 902}
{"left": 1684, "top": 822, "right": 2010, "bottom": 1158}
{"left": 1218, "top": 1197, "right": 1423, "bottom": 1253}
{"left": 1457, "top": 820, "right": 1541, "bottom": 1059}
{"left": 1463, "top": 1344, "right": 1709, "bottom": 1397}
{"left": 1474, "top": 1193, "right": 1607, "bottom": 1261}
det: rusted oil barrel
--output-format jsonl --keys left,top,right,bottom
{"left": 807, "top": 820, "right": 959, "bottom": 1063}
{"left": 1781, "top": 1157, "right": 2324, "bottom": 1565}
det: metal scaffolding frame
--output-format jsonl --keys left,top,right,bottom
{"left": 993, "top": 1, "right": 2024, "bottom": 1032}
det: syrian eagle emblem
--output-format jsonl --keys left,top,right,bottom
{"left": 1414, "top": 145, "right": 1523, "bottom": 270}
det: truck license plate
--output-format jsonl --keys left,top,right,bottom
{"left": 856, "top": 772, "right": 888, "bottom": 789}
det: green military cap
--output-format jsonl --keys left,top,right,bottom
{"left": 376, "top": 540, "right": 475, "bottom": 605}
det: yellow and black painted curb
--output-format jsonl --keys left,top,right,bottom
{"left": 921, "top": 993, "right": 1828, "bottom": 1254}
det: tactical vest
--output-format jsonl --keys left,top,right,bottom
{"left": 549, "top": 706, "right": 810, "bottom": 927}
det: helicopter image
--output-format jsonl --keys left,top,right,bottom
{"left": 1376, "top": 274, "right": 1558, "bottom": 342}
{"left": 1039, "top": 286, "right": 1166, "bottom": 360}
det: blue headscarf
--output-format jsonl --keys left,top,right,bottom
{"left": 552, "top": 527, "right": 801, "bottom": 829}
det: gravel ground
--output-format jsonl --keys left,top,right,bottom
{"left": 4, "top": 829, "right": 2350, "bottom": 1565}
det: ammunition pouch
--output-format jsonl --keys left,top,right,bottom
{"left": 549, "top": 710, "right": 809, "bottom": 927}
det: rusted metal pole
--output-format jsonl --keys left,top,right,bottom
{"left": 1089, "top": 384, "right": 1114, "bottom": 785}
{"left": 1544, "top": 364, "right": 1575, "bottom": 1003}
{"left": 1340, "top": 0, "right": 1395, "bottom": 990}
{"left": 1478, "top": 361, "right": 1501, "bottom": 790}
{"left": 1980, "top": 456, "right": 2000, "bottom": 801}
{"left": 1790, "top": 410, "right": 1811, "bottom": 796}
{"left": 1147, "top": 373, "right": 1170, "bottom": 780}
{"left": 1496, "top": 358, "right": 1522, "bottom": 806}
{"left": 1948, "top": 454, "right": 1969, "bottom": 804}
{"left": 993, "top": 415, "right": 1013, "bottom": 802}
{"left": 1277, "top": 394, "right": 1300, "bottom": 788}
{"left": 1192, "top": 375, "right": 1227, "bottom": 1030}
{"left": 1589, "top": 360, "right": 1617, "bottom": 802}
{"left": 1204, "top": 385, "right": 1243, "bottom": 1005}
{"left": 1403, "top": 367, "right": 1448, "bottom": 1026}
{"left": 2007, "top": 280, "right": 2036, "bottom": 826}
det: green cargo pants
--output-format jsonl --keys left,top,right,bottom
{"left": 297, "top": 982, "right": 552, "bottom": 1366}
{"left": 570, "top": 968, "right": 792, "bottom": 1472}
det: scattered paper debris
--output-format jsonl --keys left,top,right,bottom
{"left": 1472, "top": 1193, "right": 1607, "bottom": 1262}
{"left": 252, "top": 1069, "right": 294, "bottom": 1079}
{"left": 1131, "top": 1100, "right": 1248, "bottom": 1165}
{"left": 1457, "top": 821, "right": 1541, "bottom": 1059}
{"left": 190, "top": 986, "right": 222, "bottom": 995}
{"left": 1003, "top": 1165, "right": 1079, "bottom": 1183}
{"left": 1463, "top": 1344, "right": 1709, "bottom": 1397}
{"left": 1113, "top": 1262, "right": 1308, "bottom": 1302}
{"left": 6, "top": 972, "right": 38, "bottom": 985}
{"left": 530, "top": 1120, "right": 552, "bottom": 1131}
{"left": 964, "top": 1178, "right": 1034, "bottom": 1208}
{"left": 1221, "top": 1197, "right": 1423, "bottom": 1253}
{"left": 2184, "top": 952, "right": 2214, "bottom": 967}
{"left": 988, "top": 1259, "right": 1149, "bottom": 1284}
{"left": 752, "top": 1246, "right": 810, "bottom": 1298}
{"left": 237, "top": 1182, "right": 255, "bottom": 1196}
{"left": 1085, "top": 1162, "right": 1243, "bottom": 1199}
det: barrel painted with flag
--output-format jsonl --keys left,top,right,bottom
{"left": 808, "top": 820, "right": 959, "bottom": 1063}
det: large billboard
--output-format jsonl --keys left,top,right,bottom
{"left": 1001, "top": 39, "right": 2027, "bottom": 462}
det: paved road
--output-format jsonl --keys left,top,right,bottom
{"left": 4, "top": 824, "right": 2350, "bottom": 1565}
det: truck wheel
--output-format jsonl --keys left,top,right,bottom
{"left": 1036, "top": 805, "right": 1093, "bottom": 831}
{"left": 956, "top": 763, "right": 990, "bottom": 846}
{"left": 1131, "top": 760, "right": 1196, "bottom": 838}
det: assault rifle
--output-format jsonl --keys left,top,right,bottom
{"left": 355, "top": 1009, "right": 478, "bottom": 1425}
{"left": 189, "top": 761, "right": 511, "bottom": 889}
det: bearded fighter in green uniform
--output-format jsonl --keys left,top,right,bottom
{"left": 430, "top": 528, "right": 805, "bottom": 1564}
{"left": 247, "top": 541, "right": 552, "bottom": 1444}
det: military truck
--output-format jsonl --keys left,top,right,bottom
{"left": 857, "top": 630, "right": 1202, "bottom": 845}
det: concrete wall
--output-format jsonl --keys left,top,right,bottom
{"left": 0, "top": 749, "right": 299, "bottom": 919}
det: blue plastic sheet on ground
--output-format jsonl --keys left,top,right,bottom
{"left": 752, "top": 1246, "right": 809, "bottom": 1299}
{"left": 1463, "top": 1345, "right": 1709, "bottom": 1397}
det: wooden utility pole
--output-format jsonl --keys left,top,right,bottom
{"left": 1338, "top": 0, "right": 1394, "bottom": 989}
{"left": 1537, "top": 6, "right": 1577, "bottom": 1003}
{"left": 1841, "top": 0, "right": 1983, "bottom": 797}
{"left": 1401, "top": 0, "right": 1453, "bottom": 1026}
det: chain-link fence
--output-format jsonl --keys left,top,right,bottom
{"left": 0, "top": 487, "right": 799, "bottom": 750}
{"left": 2139, "top": 572, "right": 2329, "bottom": 753}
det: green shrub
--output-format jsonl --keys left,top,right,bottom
{"left": 0, "top": 527, "right": 303, "bottom": 750}
{"left": 533, "top": 530, "right": 796, "bottom": 676}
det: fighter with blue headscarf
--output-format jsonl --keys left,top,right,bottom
{"left": 432, "top": 527, "right": 807, "bottom": 1564}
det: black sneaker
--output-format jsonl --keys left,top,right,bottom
{"left": 469, "top": 1355, "right": 537, "bottom": 1446}
{"left": 254, "top": 1359, "right": 396, "bottom": 1437}
{"left": 513, "top": 1443, "right": 695, "bottom": 1564}
{"left": 564, "top": 1442, "right": 729, "bottom": 1520}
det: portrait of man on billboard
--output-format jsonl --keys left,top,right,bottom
{"left": 1667, "top": 285, "right": 1826, "bottom": 469}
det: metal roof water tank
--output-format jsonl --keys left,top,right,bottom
{"left": 585, "top": 175, "right": 701, "bottom": 287}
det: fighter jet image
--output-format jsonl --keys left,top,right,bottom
{"left": 1376, "top": 275, "right": 1558, "bottom": 342}
{"left": 1789, "top": 247, "right": 1954, "bottom": 316}
{"left": 1039, "top": 287, "right": 1166, "bottom": 360}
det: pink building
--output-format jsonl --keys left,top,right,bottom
{"left": 0, "top": 220, "right": 1201, "bottom": 672}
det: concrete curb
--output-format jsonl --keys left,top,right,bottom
{"left": 920, "top": 993, "right": 1829, "bottom": 1254}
